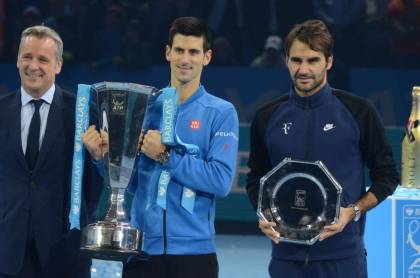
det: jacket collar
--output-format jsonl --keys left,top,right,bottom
{"left": 289, "top": 83, "right": 332, "bottom": 109}
{"left": 178, "top": 85, "right": 205, "bottom": 109}
{"left": 21, "top": 84, "right": 55, "bottom": 106}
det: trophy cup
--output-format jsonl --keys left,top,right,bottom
{"left": 80, "top": 82, "right": 158, "bottom": 260}
{"left": 258, "top": 158, "right": 342, "bottom": 245}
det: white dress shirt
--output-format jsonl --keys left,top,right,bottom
{"left": 21, "top": 85, "right": 55, "bottom": 154}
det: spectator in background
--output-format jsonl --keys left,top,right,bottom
{"left": 117, "top": 19, "right": 152, "bottom": 69}
{"left": 90, "top": 5, "right": 125, "bottom": 69}
{"left": 313, "top": 0, "right": 365, "bottom": 65}
{"left": 361, "top": 0, "right": 393, "bottom": 67}
{"left": 21, "top": 6, "right": 42, "bottom": 29}
{"left": 387, "top": 0, "right": 420, "bottom": 67}
{"left": 251, "top": 35, "right": 285, "bottom": 68}
{"left": 212, "top": 36, "right": 237, "bottom": 66}
{"left": 79, "top": 0, "right": 121, "bottom": 62}
{"left": 43, "top": 0, "right": 87, "bottom": 63}
{"left": 207, "top": 0, "right": 252, "bottom": 64}
{"left": 7, "top": 6, "right": 43, "bottom": 60}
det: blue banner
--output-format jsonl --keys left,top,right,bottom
{"left": 156, "top": 87, "right": 199, "bottom": 214}
{"left": 69, "top": 84, "right": 91, "bottom": 230}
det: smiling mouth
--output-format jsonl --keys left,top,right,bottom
{"left": 25, "top": 72, "right": 42, "bottom": 79}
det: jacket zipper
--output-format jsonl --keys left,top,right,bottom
{"left": 303, "top": 97, "right": 313, "bottom": 159}
{"left": 163, "top": 210, "right": 167, "bottom": 254}
{"left": 304, "top": 95, "right": 313, "bottom": 264}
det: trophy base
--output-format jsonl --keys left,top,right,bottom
{"left": 80, "top": 221, "right": 142, "bottom": 261}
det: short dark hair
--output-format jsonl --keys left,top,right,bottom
{"left": 168, "top": 16, "right": 211, "bottom": 51}
{"left": 284, "top": 19, "right": 333, "bottom": 60}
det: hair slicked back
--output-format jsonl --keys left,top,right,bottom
{"left": 284, "top": 19, "right": 333, "bottom": 60}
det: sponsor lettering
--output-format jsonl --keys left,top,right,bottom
{"left": 215, "top": 131, "right": 238, "bottom": 141}
{"left": 72, "top": 159, "right": 82, "bottom": 211}
{"left": 75, "top": 96, "right": 87, "bottom": 137}
{"left": 162, "top": 98, "right": 175, "bottom": 143}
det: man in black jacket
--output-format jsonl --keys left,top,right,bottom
{"left": 0, "top": 25, "right": 101, "bottom": 278}
{"left": 246, "top": 19, "right": 399, "bottom": 278}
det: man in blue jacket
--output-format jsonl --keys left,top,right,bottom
{"left": 246, "top": 19, "right": 399, "bottom": 278}
{"left": 83, "top": 17, "right": 239, "bottom": 278}
{"left": 0, "top": 26, "right": 101, "bottom": 278}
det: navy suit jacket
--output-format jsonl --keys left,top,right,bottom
{"left": 0, "top": 86, "right": 102, "bottom": 275}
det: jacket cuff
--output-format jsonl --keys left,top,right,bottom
{"left": 90, "top": 158, "right": 105, "bottom": 177}
{"left": 166, "top": 148, "right": 183, "bottom": 173}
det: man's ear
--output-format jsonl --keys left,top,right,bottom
{"left": 326, "top": 55, "right": 333, "bottom": 70}
{"left": 165, "top": 45, "right": 171, "bottom": 62}
{"left": 55, "top": 59, "right": 63, "bottom": 75}
{"left": 203, "top": 49, "right": 212, "bottom": 66}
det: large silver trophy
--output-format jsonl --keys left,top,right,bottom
{"left": 258, "top": 158, "right": 342, "bottom": 245}
{"left": 80, "top": 82, "right": 157, "bottom": 260}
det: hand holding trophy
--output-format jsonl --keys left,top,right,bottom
{"left": 82, "top": 125, "right": 109, "bottom": 161}
{"left": 258, "top": 158, "right": 342, "bottom": 245}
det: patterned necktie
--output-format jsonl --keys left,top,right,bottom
{"left": 25, "top": 99, "right": 44, "bottom": 170}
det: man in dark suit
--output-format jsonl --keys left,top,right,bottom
{"left": 0, "top": 26, "right": 101, "bottom": 277}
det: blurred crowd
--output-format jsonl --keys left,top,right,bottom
{"left": 2, "top": 0, "right": 420, "bottom": 69}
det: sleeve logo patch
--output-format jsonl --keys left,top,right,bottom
{"left": 190, "top": 120, "right": 201, "bottom": 129}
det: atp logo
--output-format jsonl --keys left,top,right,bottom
{"left": 407, "top": 220, "right": 420, "bottom": 276}
{"left": 282, "top": 122, "right": 292, "bottom": 135}
{"left": 403, "top": 206, "right": 420, "bottom": 277}
{"left": 294, "top": 190, "right": 306, "bottom": 208}
{"left": 407, "top": 220, "right": 420, "bottom": 257}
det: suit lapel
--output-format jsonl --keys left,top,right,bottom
{"left": 34, "top": 87, "right": 65, "bottom": 172}
{"left": 8, "top": 91, "right": 28, "bottom": 170}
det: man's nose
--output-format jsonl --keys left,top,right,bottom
{"left": 179, "top": 52, "right": 190, "bottom": 64}
{"left": 297, "top": 63, "right": 310, "bottom": 74}
{"left": 28, "top": 59, "right": 39, "bottom": 70}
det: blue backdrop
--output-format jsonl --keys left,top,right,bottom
{"left": 2, "top": 64, "right": 418, "bottom": 125}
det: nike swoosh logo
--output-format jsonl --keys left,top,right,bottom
{"left": 323, "top": 124, "right": 336, "bottom": 131}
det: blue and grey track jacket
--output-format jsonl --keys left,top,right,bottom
{"left": 129, "top": 85, "right": 239, "bottom": 255}
{"left": 246, "top": 84, "right": 399, "bottom": 261}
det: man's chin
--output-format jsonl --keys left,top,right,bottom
{"left": 297, "top": 85, "right": 315, "bottom": 93}
{"left": 23, "top": 84, "right": 43, "bottom": 95}
{"left": 177, "top": 77, "right": 192, "bottom": 84}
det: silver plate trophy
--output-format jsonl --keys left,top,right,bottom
{"left": 80, "top": 82, "right": 157, "bottom": 260}
{"left": 258, "top": 158, "right": 342, "bottom": 245}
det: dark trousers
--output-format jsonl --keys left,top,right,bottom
{"left": 123, "top": 253, "right": 219, "bottom": 278}
{"left": 0, "top": 239, "right": 90, "bottom": 278}
{"left": 268, "top": 254, "right": 368, "bottom": 278}
{"left": 0, "top": 240, "right": 42, "bottom": 278}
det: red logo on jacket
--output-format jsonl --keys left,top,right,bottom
{"left": 190, "top": 120, "right": 200, "bottom": 129}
